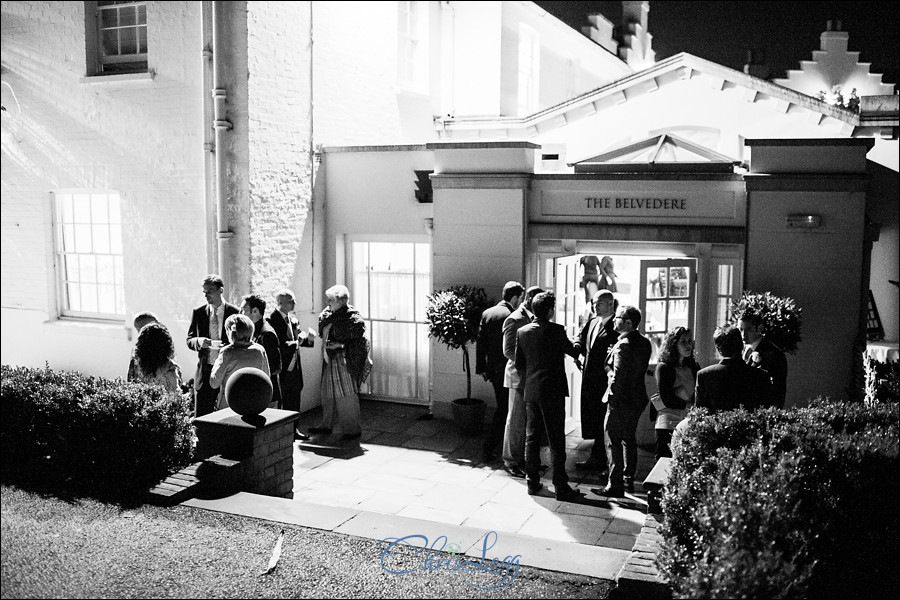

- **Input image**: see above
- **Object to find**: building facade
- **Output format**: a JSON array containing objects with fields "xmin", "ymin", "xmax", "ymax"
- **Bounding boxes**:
[{"xmin": 2, "ymin": 2, "xmax": 897, "ymax": 430}]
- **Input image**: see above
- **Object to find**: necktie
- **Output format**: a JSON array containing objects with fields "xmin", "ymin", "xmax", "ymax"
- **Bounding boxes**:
[
  {"xmin": 285, "ymin": 314, "xmax": 294, "ymax": 341},
  {"xmin": 743, "ymin": 345, "xmax": 752, "ymax": 363},
  {"xmin": 210, "ymin": 307, "xmax": 218, "ymax": 340}
]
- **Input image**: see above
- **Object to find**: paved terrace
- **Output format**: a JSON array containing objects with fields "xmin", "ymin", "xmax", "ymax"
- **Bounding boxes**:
[{"xmin": 186, "ymin": 399, "xmax": 658, "ymax": 580}]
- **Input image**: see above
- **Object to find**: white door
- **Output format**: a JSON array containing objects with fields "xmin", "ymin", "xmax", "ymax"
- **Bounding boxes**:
[
  {"xmin": 552, "ymin": 255, "xmax": 583, "ymax": 431},
  {"xmin": 638, "ymin": 258, "xmax": 697, "ymax": 363},
  {"xmin": 350, "ymin": 241, "xmax": 431, "ymax": 405}
]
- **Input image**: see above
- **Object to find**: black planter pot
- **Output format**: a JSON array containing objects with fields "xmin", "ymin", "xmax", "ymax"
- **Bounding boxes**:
[{"xmin": 451, "ymin": 397, "xmax": 486, "ymax": 437}]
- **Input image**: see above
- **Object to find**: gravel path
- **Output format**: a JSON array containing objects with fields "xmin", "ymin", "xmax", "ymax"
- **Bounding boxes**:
[{"xmin": 1, "ymin": 486, "xmax": 613, "ymax": 599}]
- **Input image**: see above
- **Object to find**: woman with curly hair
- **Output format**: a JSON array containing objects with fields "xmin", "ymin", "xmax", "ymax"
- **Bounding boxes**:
[
  {"xmin": 308, "ymin": 284, "xmax": 372, "ymax": 441},
  {"xmin": 133, "ymin": 322, "xmax": 184, "ymax": 393},
  {"xmin": 652, "ymin": 327, "xmax": 700, "ymax": 460}
]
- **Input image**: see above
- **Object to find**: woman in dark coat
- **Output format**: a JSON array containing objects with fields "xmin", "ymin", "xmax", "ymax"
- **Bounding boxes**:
[
  {"xmin": 309, "ymin": 284, "xmax": 371, "ymax": 440},
  {"xmin": 652, "ymin": 327, "xmax": 700, "ymax": 460}
]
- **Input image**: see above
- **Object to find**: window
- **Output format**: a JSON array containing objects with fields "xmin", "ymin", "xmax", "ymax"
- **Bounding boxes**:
[
  {"xmin": 397, "ymin": 1, "xmax": 428, "ymax": 92},
  {"xmin": 639, "ymin": 259, "xmax": 696, "ymax": 363},
  {"xmin": 85, "ymin": 1, "xmax": 148, "ymax": 75},
  {"xmin": 517, "ymin": 24, "xmax": 540, "ymax": 115},
  {"xmin": 351, "ymin": 241, "xmax": 431, "ymax": 404},
  {"xmin": 53, "ymin": 191, "xmax": 125, "ymax": 320}
]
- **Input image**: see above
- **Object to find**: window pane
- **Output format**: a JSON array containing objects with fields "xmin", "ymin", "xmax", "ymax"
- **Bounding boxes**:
[
  {"xmin": 73, "ymin": 194, "xmax": 91, "ymax": 222},
  {"xmin": 67, "ymin": 283, "xmax": 81, "ymax": 311},
  {"xmin": 80, "ymin": 255, "xmax": 97, "ymax": 283},
  {"xmin": 368, "ymin": 321, "xmax": 416, "ymax": 399},
  {"xmin": 648, "ymin": 332, "xmax": 665, "ymax": 365},
  {"xmin": 101, "ymin": 29, "xmax": 119, "ymax": 56},
  {"xmin": 717, "ymin": 298, "xmax": 731, "ymax": 327},
  {"xmin": 100, "ymin": 9, "xmax": 117, "ymax": 29},
  {"xmin": 417, "ymin": 323, "xmax": 429, "ymax": 399},
  {"xmin": 137, "ymin": 5, "xmax": 146, "ymax": 24},
  {"xmin": 120, "ymin": 6, "xmax": 136, "ymax": 27},
  {"xmin": 63, "ymin": 255, "xmax": 78, "ymax": 282},
  {"xmin": 60, "ymin": 195, "xmax": 74, "ymax": 223},
  {"xmin": 116, "ymin": 286, "xmax": 126, "ymax": 315},
  {"xmin": 114, "ymin": 256, "xmax": 124, "ymax": 285},
  {"xmin": 120, "ymin": 26, "xmax": 137, "ymax": 55},
  {"xmin": 668, "ymin": 299, "xmax": 690, "ymax": 330},
  {"xmin": 91, "ymin": 195, "xmax": 108, "ymax": 223},
  {"xmin": 717, "ymin": 264, "xmax": 733, "ymax": 296},
  {"xmin": 81, "ymin": 284, "xmax": 99, "ymax": 313},
  {"xmin": 368, "ymin": 243, "xmax": 414, "ymax": 320},
  {"xmin": 108, "ymin": 194, "xmax": 121, "ymax": 224},
  {"xmin": 74, "ymin": 224, "xmax": 92, "ymax": 253},
  {"xmin": 97, "ymin": 284, "xmax": 116, "ymax": 314},
  {"xmin": 96, "ymin": 255, "xmax": 115, "ymax": 284},
  {"xmin": 644, "ymin": 300, "xmax": 668, "ymax": 333},
  {"xmin": 668, "ymin": 267, "xmax": 690, "ymax": 298},
  {"xmin": 92, "ymin": 224, "xmax": 110, "ymax": 254},
  {"xmin": 62, "ymin": 224, "xmax": 75, "ymax": 252},
  {"xmin": 352, "ymin": 242, "xmax": 369, "ymax": 317},
  {"xmin": 138, "ymin": 26, "xmax": 147, "ymax": 54},
  {"xmin": 109, "ymin": 225, "xmax": 122, "ymax": 254},
  {"xmin": 646, "ymin": 267, "xmax": 667, "ymax": 298}
]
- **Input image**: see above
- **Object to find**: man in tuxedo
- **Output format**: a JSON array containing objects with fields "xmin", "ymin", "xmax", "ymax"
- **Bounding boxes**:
[
  {"xmin": 268, "ymin": 289, "xmax": 314, "ymax": 435},
  {"xmin": 593, "ymin": 305, "xmax": 651, "ymax": 498},
  {"xmin": 186, "ymin": 274, "xmax": 239, "ymax": 417},
  {"xmin": 500, "ymin": 285, "xmax": 543, "ymax": 478},
  {"xmin": 515, "ymin": 292, "xmax": 584, "ymax": 502},
  {"xmin": 240, "ymin": 294, "xmax": 282, "ymax": 409},
  {"xmin": 739, "ymin": 310, "xmax": 788, "ymax": 408},
  {"xmin": 572, "ymin": 289, "xmax": 618, "ymax": 473},
  {"xmin": 697, "ymin": 325, "xmax": 774, "ymax": 413},
  {"xmin": 476, "ymin": 281, "xmax": 524, "ymax": 464}
]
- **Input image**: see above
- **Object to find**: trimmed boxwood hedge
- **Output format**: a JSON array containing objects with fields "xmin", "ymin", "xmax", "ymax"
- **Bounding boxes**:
[
  {"xmin": 1, "ymin": 365, "xmax": 194, "ymax": 503},
  {"xmin": 658, "ymin": 399, "xmax": 899, "ymax": 599}
]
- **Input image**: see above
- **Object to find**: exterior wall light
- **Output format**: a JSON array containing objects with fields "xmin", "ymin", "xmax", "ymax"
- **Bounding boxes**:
[{"xmin": 786, "ymin": 214, "xmax": 822, "ymax": 229}]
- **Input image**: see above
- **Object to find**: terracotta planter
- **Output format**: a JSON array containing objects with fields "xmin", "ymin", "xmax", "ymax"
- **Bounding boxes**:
[{"xmin": 451, "ymin": 397, "xmax": 486, "ymax": 437}]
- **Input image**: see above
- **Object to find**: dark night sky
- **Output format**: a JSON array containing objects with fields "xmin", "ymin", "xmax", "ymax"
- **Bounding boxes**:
[{"xmin": 534, "ymin": 1, "xmax": 898, "ymax": 90}]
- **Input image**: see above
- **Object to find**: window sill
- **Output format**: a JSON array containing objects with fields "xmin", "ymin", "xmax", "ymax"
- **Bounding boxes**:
[
  {"xmin": 44, "ymin": 317, "xmax": 130, "ymax": 340},
  {"xmin": 80, "ymin": 71, "xmax": 155, "ymax": 85}
]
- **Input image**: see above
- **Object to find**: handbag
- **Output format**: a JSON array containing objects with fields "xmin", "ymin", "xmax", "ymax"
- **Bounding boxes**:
[{"xmin": 650, "ymin": 392, "xmax": 665, "ymax": 411}]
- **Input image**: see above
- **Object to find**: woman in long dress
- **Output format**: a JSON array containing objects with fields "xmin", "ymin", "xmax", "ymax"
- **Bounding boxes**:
[{"xmin": 309, "ymin": 285, "xmax": 372, "ymax": 440}]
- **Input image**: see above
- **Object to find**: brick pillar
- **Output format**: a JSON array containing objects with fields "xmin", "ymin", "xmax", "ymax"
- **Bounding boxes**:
[{"xmin": 193, "ymin": 408, "xmax": 299, "ymax": 498}]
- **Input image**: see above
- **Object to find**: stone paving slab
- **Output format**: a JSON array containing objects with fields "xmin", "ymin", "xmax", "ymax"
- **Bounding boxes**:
[{"xmin": 184, "ymin": 492, "xmax": 358, "ymax": 531}]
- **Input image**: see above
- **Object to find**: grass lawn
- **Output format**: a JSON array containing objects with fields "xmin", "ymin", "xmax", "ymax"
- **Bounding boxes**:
[{"xmin": 1, "ymin": 485, "xmax": 615, "ymax": 599}]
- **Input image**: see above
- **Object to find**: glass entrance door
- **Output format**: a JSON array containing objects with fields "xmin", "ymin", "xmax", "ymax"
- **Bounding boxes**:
[
  {"xmin": 351, "ymin": 241, "xmax": 431, "ymax": 404},
  {"xmin": 638, "ymin": 259, "xmax": 697, "ymax": 362}
]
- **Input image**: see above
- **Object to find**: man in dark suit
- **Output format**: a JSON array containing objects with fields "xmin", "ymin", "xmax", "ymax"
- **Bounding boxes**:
[
  {"xmin": 697, "ymin": 325, "xmax": 774, "ymax": 413},
  {"xmin": 515, "ymin": 292, "xmax": 584, "ymax": 502},
  {"xmin": 501, "ymin": 285, "xmax": 543, "ymax": 477},
  {"xmin": 593, "ymin": 305, "xmax": 652, "ymax": 498},
  {"xmin": 476, "ymin": 281, "xmax": 524, "ymax": 463},
  {"xmin": 572, "ymin": 289, "xmax": 618, "ymax": 473},
  {"xmin": 240, "ymin": 294, "xmax": 282, "ymax": 409},
  {"xmin": 739, "ymin": 310, "xmax": 788, "ymax": 408},
  {"xmin": 186, "ymin": 274, "xmax": 239, "ymax": 417},
  {"xmin": 267, "ymin": 289, "xmax": 314, "ymax": 431}
]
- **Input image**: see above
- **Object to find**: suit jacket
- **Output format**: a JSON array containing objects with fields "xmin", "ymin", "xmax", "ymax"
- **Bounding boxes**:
[
  {"xmin": 604, "ymin": 330, "xmax": 652, "ymax": 412},
  {"xmin": 267, "ymin": 310, "xmax": 312, "ymax": 389},
  {"xmin": 253, "ymin": 318, "xmax": 281, "ymax": 377},
  {"xmin": 186, "ymin": 301, "xmax": 239, "ymax": 389},
  {"xmin": 515, "ymin": 319, "xmax": 579, "ymax": 405},
  {"xmin": 573, "ymin": 314, "xmax": 617, "ymax": 438},
  {"xmin": 696, "ymin": 357, "xmax": 773, "ymax": 413},
  {"xmin": 476, "ymin": 301, "xmax": 514, "ymax": 383},
  {"xmin": 502, "ymin": 306, "xmax": 533, "ymax": 389},
  {"xmin": 746, "ymin": 337, "xmax": 787, "ymax": 408}
]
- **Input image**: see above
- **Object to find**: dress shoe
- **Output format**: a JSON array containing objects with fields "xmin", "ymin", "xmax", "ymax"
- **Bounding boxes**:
[
  {"xmin": 556, "ymin": 486, "xmax": 586, "ymax": 502},
  {"xmin": 341, "ymin": 431, "xmax": 362, "ymax": 441},
  {"xmin": 625, "ymin": 481, "xmax": 635, "ymax": 494},
  {"xmin": 575, "ymin": 460, "xmax": 607, "ymax": 471},
  {"xmin": 308, "ymin": 426, "xmax": 332, "ymax": 434},
  {"xmin": 294, "ymin": 429, "xmax": 310, "ymax": 441},
  {"xmin": 502, "ymin": 464, "xmax": 526, "ymax": 479},
  {"xmin": 591, "ymin": 485, "xmax": 625, "ymax": 498},
  {"xmin": 526, "ymin": 481, "xmax": 543, "ymax": 495}
]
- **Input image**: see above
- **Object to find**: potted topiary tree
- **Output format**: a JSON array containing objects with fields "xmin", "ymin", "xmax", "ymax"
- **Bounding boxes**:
[
  {"xmin": 727, "ymin": 290, "xmax": 803, "ymax": 353},
  {"xmin": 425, "ymin": 285, "xmax": 493, "ymax": 436}
]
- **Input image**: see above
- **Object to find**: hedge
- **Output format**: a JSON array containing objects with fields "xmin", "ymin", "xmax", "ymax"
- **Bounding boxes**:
[
  {"xmin": 1, "ymin": 365, "xmax": 194, "ymax": 503},
  {"xmin": 658, "ymin": 399, "xmax": 899, "ymax": 599}
]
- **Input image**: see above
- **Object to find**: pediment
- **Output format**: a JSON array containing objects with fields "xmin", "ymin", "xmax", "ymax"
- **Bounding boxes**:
[{"xmin": 571, "ymin": 133, "xmax": 737, "ymax": 173}]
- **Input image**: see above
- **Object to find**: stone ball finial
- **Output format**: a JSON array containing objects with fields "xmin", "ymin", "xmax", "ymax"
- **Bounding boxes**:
[{"xmin": 225, "ymin": 367, "xmax": 272, "ymax": 416}]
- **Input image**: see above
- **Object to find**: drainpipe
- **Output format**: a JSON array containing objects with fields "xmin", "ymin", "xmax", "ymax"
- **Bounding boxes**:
[
  {"xmin": 200, "ymin": 2, "xmax": 216, "ymax": 273},
  {"xmin": 211, "ymin": 1, "xmax": 233, "ymax": 282}
]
